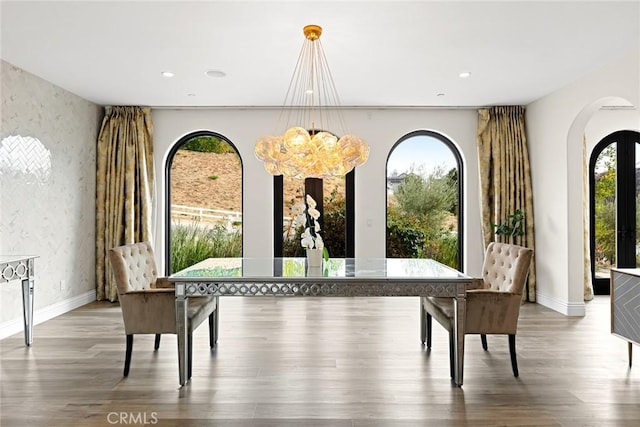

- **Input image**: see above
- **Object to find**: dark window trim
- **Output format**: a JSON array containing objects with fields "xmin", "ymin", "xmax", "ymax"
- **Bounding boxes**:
[
  {"xmin": 385, "ymin": 130, "xmax": 465, "ymax": 271},
  {"xmin": 274, "ymin": 171, "xmax": 355, "ymax": 257},
  {"xmin": 164, "ymin": 130, "xmax": 243, "ymax": 275},
  {"xmin": 274, "ymin": 176, "xmax": 284, "ymax": 256}
]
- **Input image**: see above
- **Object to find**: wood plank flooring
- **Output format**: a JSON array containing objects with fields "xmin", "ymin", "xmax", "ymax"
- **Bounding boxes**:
[{"xmin": 1, "ymin": 296, "xmax": 638, "ymax": 426}]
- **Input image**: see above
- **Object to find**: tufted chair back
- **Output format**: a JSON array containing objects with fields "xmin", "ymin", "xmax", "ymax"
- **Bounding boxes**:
[
  {"xmin": 482, "ymin": 242, "xmax": 533, "ymax": 294},
  {"xmin": 109, "ymin": 242, "xmax": 159, "ymax": 294}
]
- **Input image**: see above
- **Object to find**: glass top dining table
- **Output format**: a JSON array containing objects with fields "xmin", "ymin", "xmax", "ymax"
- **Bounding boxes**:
[{"xmin": 170, "ymin": 257, "xmax": 480, "ymax": 387}]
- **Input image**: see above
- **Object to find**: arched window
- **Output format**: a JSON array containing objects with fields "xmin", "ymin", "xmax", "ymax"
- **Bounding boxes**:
[
  {"xmin": 165, "ymin": 131, "xmax": 243, "ymax": 273},
  {"xmin": 386, "ymin": 130, "xmax": 463, "ymax": 269}
]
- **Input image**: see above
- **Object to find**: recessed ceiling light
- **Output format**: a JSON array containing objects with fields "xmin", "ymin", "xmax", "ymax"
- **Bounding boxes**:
[
  {"xmin": 161, "ymin": 71, "xmax": 175, "ymax": 78},
  {"xmin": 205, "ymin": 70, "xmax": 226, "ymax": 78},
  {"xmin": 459, "ymin": 71, "xmax": 471, "ymax": 78}
]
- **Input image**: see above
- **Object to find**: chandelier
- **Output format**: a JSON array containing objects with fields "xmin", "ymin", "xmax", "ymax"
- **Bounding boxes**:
[{"xmin": 254, "ymin": 25, "xmax": 369, "ymax": 179}]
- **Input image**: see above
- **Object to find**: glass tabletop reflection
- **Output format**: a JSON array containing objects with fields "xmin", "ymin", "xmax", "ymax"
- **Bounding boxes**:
[{"xmin": 170, "ymin": 257, "xmax": 468, "ymax": 281}]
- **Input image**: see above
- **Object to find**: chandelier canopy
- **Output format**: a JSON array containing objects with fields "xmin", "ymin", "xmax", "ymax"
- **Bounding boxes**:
[{"xmin": 255, "ymin": 25, "xmax": 369, "ymax": 179}]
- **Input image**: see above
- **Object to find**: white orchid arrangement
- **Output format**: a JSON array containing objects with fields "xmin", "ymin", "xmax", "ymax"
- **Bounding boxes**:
[{"xmin": 291, "ymin": 194, "xmax": 325, "ymax": 250}]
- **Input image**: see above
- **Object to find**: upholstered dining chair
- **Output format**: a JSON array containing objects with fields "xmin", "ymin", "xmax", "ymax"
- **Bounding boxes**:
[
  {"xmin": 109, "ymin": 242, "xmax": 218, "ymax": 378},
  {"xmin": 421, "ymin": 242, "xmax": 533, "ymax": 377}
]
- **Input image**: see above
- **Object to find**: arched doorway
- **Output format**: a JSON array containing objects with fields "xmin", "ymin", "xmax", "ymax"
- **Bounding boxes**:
[
  {"xmin": 589, "ymin": 130, "xmax": 640, "ymax": 294},
  {"xmin": 565, "ymin": 96, "xmax": 637, "ymax": 313}
]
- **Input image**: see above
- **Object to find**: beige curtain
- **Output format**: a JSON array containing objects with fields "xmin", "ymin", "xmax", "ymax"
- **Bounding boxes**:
[
  {"xmin": 582, "ymin": 134, "xmax": 595, "ymax": 301},
  {"xmin": 96, "ymin": 106, "xmax": 155, "ymax": 301},
  {"xmin": 477, "ymin": 106, "xmax": 536, "ymax": 301}
]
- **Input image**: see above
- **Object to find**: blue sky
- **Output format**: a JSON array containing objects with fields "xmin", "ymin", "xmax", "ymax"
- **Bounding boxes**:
[{"xmin": 386, "ymin": 134, "xmax": 457, "ymax": 177}]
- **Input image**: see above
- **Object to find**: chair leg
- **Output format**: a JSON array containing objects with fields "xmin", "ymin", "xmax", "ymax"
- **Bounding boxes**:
[
  {"xmin": 124, "ymin": 334, "xmax": 133, "ymax": 377},
  {"xmin": 426, "ymin": 314, "xmax": 433, "ymax": 349},
  {"xmin": 154, "ymin": 334, "xmax": 161, "ymax": 350},
  {"xmin": 481, "ymin": 334, "xmax": 488, "ymax": 351},
  {"xmin": 188, "ymin": 333, "xmax": 193, "ymax": 379},
  {"xmin": 629, "ymin": 342, "xmax": 633, "ymax": 368},
  {"xmin": 508, "ymin": 334, "xmax": 519, "ymax": 377},
  {"xmin": 448, "ymin": 331, "xmax": 454, "ymax": 379}
]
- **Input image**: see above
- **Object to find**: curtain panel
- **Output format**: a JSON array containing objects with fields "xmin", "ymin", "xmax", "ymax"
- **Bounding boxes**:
[
  {"xmin": 582, "ymin": 134, "xmax": 595, "ymax": 301},
  {"xmin": 96, "ymin": 106, "xmax": 155, "ymax": 301},
  {"xmin": 477, "ymin": 106, "xmax": 537, "ymax": 301}
]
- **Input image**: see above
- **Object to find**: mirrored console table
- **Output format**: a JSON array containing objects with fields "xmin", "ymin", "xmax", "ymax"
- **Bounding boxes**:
[{"xmin": 1, "ymin": 255, "xmax": 38, "ymax": 346}]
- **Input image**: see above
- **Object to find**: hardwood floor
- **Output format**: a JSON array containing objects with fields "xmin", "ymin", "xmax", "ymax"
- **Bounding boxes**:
[{"xmin": 1, "ymin": 296, "xmax": 638, "ymax": 426}]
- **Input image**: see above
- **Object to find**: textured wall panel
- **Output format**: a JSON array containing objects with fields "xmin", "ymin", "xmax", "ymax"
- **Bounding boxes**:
[
  {"xmin": 612, "ymin": 270, "xmax": 640, "ymax": 345},
  {"xmin": 1, "ymin": 60, "xmax": 102, "ymax": 323}
]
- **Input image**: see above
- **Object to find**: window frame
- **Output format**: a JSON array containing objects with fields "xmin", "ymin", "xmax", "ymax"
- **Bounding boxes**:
[
  {"xmin": 164, "ymin": 130, "xmax": 243, "ymax": 274},
  {"xmin": 274, "ymin": 172, "xmax": 355, "ymax": 258},
  {"xmin": 385, "ymin": 130, "xmax": 464, "ymax": 270},
  {"xmin": 589, "ymin": 130, "xmax": 640, "ymax": 295}
]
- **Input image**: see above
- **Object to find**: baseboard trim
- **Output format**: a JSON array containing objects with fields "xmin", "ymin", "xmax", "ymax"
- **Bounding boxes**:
[
  {"xmin": 536, "ymin": 292, "xmax": 586, "ymax": 316},
  {"xmin": 0, "ymin": 290, "xmax": 96, "ymax": 341}
]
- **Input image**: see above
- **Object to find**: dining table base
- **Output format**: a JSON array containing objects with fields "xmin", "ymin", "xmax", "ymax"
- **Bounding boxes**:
[{"xmin": 174, "ymin": 282, "xmax": 470, "ymax": 387}]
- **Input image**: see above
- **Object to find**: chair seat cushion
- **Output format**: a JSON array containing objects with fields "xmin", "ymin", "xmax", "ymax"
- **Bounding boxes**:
[
  {"xmin": 422, "ymin": 296, "xmax": 454, "ymax": 331},
  {"xmin": 187, "ymin": 296, "xmax": 217, "ymax": 333}
]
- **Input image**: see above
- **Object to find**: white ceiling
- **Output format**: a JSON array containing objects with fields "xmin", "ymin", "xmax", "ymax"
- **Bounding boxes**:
[{"xmin": 1, "ymin": 1, "xmax": 638, "ymax": 108}]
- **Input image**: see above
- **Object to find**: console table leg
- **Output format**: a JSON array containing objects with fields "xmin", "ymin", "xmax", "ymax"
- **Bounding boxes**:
[{"xmin": 21, "ymin": 276, "xmax": 34, "ymax": 346}]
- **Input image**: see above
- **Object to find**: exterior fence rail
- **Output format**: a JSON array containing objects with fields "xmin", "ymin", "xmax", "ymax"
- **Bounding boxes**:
[
  {"xmin": 171, "ymin": 205, "xmax": 241, "ymax": 229},
  {"xmin": 171, "ymin": 204, "xmax": 293, "ymax": 230}
]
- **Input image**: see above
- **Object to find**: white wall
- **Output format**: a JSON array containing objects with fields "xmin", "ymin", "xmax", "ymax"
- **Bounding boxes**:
[
  {"xmin": 585, "ymin": 110, "xmax": 640, "ymax": 150},
  {"xmin": 0, "ymin": 61, "xmax": 102, "ymax": 338},
  {"xmin": 527, "ymin": 52, "xmax": 640, "ymax": 315},
  {"xmin": 151, "ymin": 108, "xmax": 484, "ymax": 276}
]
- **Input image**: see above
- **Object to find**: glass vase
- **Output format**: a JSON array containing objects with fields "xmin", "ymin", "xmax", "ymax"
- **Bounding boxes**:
[{"xmin": 306, "ymin": 248, "xmax": 323, "ymax": 268}]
